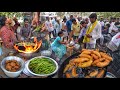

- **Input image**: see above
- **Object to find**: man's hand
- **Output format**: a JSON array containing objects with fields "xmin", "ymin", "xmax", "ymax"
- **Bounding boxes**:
[{"xmin": 86, "ymin": 34, "xmax": 92, "ymax": 38}]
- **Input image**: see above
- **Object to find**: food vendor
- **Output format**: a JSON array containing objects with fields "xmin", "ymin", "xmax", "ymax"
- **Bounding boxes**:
[
  {"xmin": 51, "ymin": 31, "xmax": 67, "ymax": 63},
  {"xmin": 83, "ymin": 13, "xmax": 101, "ymax": 49},
  {"xmin": 20, "ymin": 18, "xmax": 32, "ymax": 42},
  {"xmin": 0, "ymin": 18, "xmax": 18, "ymax": 55}
]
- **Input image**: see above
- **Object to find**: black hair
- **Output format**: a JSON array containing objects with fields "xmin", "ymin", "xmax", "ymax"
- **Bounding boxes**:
[
  {"xmin": 46, "ymin": 17, "xmax": 49, "ymax": 19},
  {"xmin": 80, "ymin": 20, "xmax": 86, "ymax": 24},
  {"xmin": 63, "ymin": 16, "xmax": 66, "ymax": 19},
  {"xmin": 110, "ymin": 17, "xmax": 113, "ymax": 20},
  {"xmin": 58, "ymin": 31, "xmax": 63, "ymax": 36},
  {"xmin": 106, "ymin": 23, "xmax": 110, "ymax": 28},
  {"xmin": 72, "ymin": 18, "xmax": 76, "ymax": 22},
  {"xmin": 0, "ymin": 16, "xmax": 6, "ymax": 27},
  {"xmin": 18, "ymin": 23, "xmax": 20, "ymax": 26},
  {"xmin": 113, "ymin": 18, "xmax": 116, "ymax": 20},
  {"xmin": 70, "ymin": 15, "xmax": 73, "ymax": 17},
  {"xmin": 63, "ymin": 18, "xmax": 67, "ymax": 21},
  {"xmin": 115, "ymin": 22, "xmax": 120, "ymax": 26},
  {"xmin": 24, "ymin": 18, "xmax": 29, "ymax": 22},
  {"xmin": 89, "ymin": 13, "xmax": 97, "ymax": 19},
  {"xmin": 116, "ymin": 18, "xmax": 120, "ymax": 20}
]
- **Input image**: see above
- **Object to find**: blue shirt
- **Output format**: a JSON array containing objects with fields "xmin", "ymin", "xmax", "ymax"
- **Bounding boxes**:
[
  {"xmin": 66, "ymin": 20, "xmax": 72, "ymax": 32},
  {"xmin": 51, "ymin": 36, "xmax": 61, "ymax": 47}
]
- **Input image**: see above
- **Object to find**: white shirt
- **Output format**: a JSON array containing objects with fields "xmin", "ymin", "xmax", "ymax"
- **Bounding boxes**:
[
  {"xmin": 62, "ymin": 22, "xmax": 68, "ymax": 37},
  {"xmin": 111, "ymin": 32, "xmax": 120, "ymax": 47},
  {"xmin": 88, "ymin": 21, "xmax": 101, "ymax": 44},
  {"xmin": 17, "ymin": 26, "xmax": 21, "ymax": 34},
  {"xmin": 99, "ymin": 21, "xmax": 104, "ymax": 26},
  {"xmin": 109, "ymin": 22, "xmax": 118, "ymax": 33},
  {"xmin": 54, "ymin": 22, "xmax": 61, "ymax": 34},
  {"xmin": 105, "ymin": 22, "xmax": 110, "ymax": 26},
  {"xmin": 62, "ymin": 22, "xmax": 67, "ymax": 30},
  {"xmin": 45, "ymin": 20, "xmax": 54, "ymax": 32},
  {"xmin": 52, "ymin": 18, "xmax": 56, "ymax": 26}
]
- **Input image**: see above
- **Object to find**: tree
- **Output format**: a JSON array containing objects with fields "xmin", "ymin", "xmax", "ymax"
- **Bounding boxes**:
[
  {"xmin": 96, "ymin": 12, "xmax": 120, "ymax": 19},
  {"xmin": 56, "ymin": 12, "xmax": 65, "ymax": 18},
  {"xmin": 0, "ymin": 12, "xmax": 24, "ymax": 18}
]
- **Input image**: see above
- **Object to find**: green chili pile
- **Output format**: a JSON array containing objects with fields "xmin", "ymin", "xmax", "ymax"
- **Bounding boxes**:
[{"xmin": 29, "ymin": 58, "xmax": 56, "ymax": 74}]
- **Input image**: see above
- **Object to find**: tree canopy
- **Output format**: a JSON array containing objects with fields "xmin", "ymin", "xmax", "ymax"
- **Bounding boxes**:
[{"xmin": 0, "ymin": 12, "xmax": 23, "ymax": 18}]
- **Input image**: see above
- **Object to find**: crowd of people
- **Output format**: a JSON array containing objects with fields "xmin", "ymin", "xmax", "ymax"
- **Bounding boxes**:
[{"xmin": 0, "ymin": 13, "xmax": 120, "ymax": 64}]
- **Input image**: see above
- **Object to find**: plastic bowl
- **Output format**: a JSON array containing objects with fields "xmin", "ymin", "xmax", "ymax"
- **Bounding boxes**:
[{"xmin": 1, "ymin": 56, "xmax": 25, "ymax": 78}]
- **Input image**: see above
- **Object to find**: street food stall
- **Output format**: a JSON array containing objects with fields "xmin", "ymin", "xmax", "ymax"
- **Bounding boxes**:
[{"xmin": 0, "ymin": 12, "xmax": 119, "ymax": 78}]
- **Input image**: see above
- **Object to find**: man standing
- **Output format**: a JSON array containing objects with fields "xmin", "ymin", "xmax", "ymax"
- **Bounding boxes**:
[
  {"xmin": 66, "ymin": 15, "xmax": 73, "ymax": 35},
  {"xmin": 54, "ymin": 19, "xmax": 61, "ymax": 36},
  {"xmin": 115, "ymin": 18, "xmax": 120, "ymax": 26},
  {"xmin": 45, "ymin": 17, "xmax": 54, "ymax": 38},
  {"xmin": 83, "ymin": 13, "xmax": 101, "ymax": 49},
  {"xmin": 99, "ymin": 17, "xmax": 105, "ymax": 31},
  {"xmin": 99, "ymin": 17, "xmax": 105, "ymax": 46},
  {"xmin": 109, "ymin": 17, "xmax": 118, "ymax": 35},
  {"xmin": 61, "ymin": 18, "xmax": 68, "ymax": 41},
  {"xmin": 85, "ymin": 18, "xmax": 89, "ymax": 24},
  {"xmin": 77, "ymin": 20, "xmax": 88, "ymax": 48},
  {"xmin": 77, "ymin": 17, "xmax": 82, "ymax": 23},
  {"xmin": 51, "ymin": 17, "xmax": 57, "ymax": 37},
  {"xmin": 100, "ymin": 23, "xmax": 110, "ymax": 46},
  {"xmin": 70, "ymin": 18, "xmax": 81, "ymax": 41}
]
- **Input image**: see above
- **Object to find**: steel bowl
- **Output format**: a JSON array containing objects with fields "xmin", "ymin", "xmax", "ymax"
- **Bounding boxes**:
[
  {"xmin": 69, "ymin": 41, "xmax": 75, "ymax": 46},
  {"xmin": 26, "ymin": 56, "xmax": 58, "ymax": 77},
  {"xmin": 1, "ymin": 56, "xmax": 25, "ymax": 78},
  {"xmin": 74, "ymin": 44, "xmax": 80, "ymax": 50}
]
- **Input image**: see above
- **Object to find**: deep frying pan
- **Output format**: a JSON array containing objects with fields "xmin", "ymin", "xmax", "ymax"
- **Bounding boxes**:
[{"xmin": 58, "ymin": 52, "xmax": 109, "ymax": 78}]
